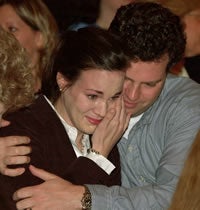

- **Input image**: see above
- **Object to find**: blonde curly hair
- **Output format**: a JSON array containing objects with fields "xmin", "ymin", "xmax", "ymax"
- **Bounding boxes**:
[{"xmin": 0, "ymin": 27, "xmax": 34, "ymax": 113}]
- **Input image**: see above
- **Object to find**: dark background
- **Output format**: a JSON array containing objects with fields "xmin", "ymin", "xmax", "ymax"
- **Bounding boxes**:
[{"xmin": 44, "ymin": 0, "xmax": 99, "ymax": 32}]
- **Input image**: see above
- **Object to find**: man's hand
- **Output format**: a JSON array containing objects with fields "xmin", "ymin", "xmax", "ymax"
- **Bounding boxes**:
[
  {"xmin": 0, "ymin": 136, "xmax": 31, "ymax": 176},
  {"xmin": 13, "ymin": 165, "xmax": 85, "ymax": 210}
]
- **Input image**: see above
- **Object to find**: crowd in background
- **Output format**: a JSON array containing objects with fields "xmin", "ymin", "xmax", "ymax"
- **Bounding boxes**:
[{"xmin": 44, "ymin": 0, "xmax": 200, "ymax": 84}]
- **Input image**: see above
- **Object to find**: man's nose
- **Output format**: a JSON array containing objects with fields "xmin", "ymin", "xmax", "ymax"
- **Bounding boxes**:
[{"xmin": 125, "ymin": 84, "xmax": 140, "ymax": 100}]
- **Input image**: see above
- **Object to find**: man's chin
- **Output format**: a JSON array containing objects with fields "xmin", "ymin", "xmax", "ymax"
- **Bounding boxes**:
[
  {"xmin": 125, "ymin": 107, "xmax": 138, "ymax": 116},
  {"xmin": 127, "ymin": 108, "xmax": 145, "ymax": 117}
]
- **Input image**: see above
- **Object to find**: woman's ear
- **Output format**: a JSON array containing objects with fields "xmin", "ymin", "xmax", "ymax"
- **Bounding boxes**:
[
  {"xmin": 35, "ymin": 31, "xmax": 44, "ymax": 49},
  {"xmin": 56, "ymin": 72, "xmax": 68, "ymax": 91}
]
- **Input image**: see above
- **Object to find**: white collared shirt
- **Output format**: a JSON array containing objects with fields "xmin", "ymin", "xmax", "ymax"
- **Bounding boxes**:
[{"xmin": 123, "ymin": 114, "xmax": 143, "ymax": 139}]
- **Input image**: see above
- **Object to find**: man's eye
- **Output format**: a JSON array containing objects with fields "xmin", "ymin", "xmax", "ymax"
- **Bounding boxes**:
[{"xmin": 145, "ymin": 83, "xmax": 156, "ymax": 87}]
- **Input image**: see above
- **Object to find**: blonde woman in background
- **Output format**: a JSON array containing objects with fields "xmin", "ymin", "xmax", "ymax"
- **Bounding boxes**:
[
  {"xmin": 0, "ymin": 26, "xmax": 34, "ymax": 176},
  {"xmin": 0, "ymin": 0, "xmax": 59, "ymax": 92},
  {"xmin": 0, "ymin": 27, "xmax": 34, "ymax": 115},
  {"xmin": 0, "ymin": 0, "xmax": 58, "ymax": 177}
]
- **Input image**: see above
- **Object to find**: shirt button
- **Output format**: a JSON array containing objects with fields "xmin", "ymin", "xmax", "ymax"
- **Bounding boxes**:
[
  {"xmin": 128, "ymin": 146, "xmax": 133, "ymax": 152},
  {"xmin": 139, "ymin": 175, "xmax": 146, "ymax": 182}
]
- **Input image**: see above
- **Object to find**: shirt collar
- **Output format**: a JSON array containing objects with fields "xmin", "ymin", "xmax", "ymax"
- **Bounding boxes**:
[
  {"xmin": 44, "ymin": 95, "xmax": 90, "ymax": 156},
  {"xmin": 123, "ymin": 113, "xmax": 143, "ymax": 139}
]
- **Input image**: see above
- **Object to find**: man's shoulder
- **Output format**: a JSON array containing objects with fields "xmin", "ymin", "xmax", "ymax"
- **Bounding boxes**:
[
  {"xmin": 142, "ymin": 75, "xmax": 200, "ymax": 123},
  {"xmin": 162, "ymin": 75, "xmax": 200, "ymax": 102}
]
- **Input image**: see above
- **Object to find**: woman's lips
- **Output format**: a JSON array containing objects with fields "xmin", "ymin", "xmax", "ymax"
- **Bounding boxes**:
[{"xmin": 86, "ymin": 116, "xmax": 102, "ymax": 125}]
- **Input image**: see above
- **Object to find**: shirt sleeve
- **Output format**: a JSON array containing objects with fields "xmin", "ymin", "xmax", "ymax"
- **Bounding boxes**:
[
  {"xmin": 65, "ymin": 144, "xmax": 121, "ymax": 186},
  {"xmin": 86, "ymin": 152, "xmax": 115, "ymax": 175}
]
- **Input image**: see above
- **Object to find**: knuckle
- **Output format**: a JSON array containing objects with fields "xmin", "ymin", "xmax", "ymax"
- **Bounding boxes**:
[
  {"xmin": 1, "ymin": 167, "xmax": 6, "ymax": 175},
  {"xmin": 5, "ymin": 156, "xmax": 13, "ymax": 164},
  {"xmin": 14, "ymin": 147, "xmax": 20, "ymax": 155}
]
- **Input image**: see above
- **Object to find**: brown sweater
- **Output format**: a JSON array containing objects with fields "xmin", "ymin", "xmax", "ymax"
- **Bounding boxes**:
[{"xmin": 0, "ymin": 95, "xmax": 121, "ymax": 210}]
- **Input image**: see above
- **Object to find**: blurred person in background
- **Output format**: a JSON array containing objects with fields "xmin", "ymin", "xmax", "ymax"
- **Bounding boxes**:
[
  {"xmin": 168, "ymin": 130, "xmax": 200, "ymax": 210},
  {"xmin": 0, "ymin": 0, "xmax": 59, "ymax": 177},
  {"xmin": 69, "ymin": 0, "xmax": 134, "ymax": 30},
  {"xmin": 44, "ymin": 0, "xmax": 98, "ymax": 32},
  {"xmin": 0, "ymin": 0, "xmax": 59, "ymax": 92},
  {"xmin": 0, "ymin": 26, "xmax": 34, "ymax": 176},
  {"xmin": 0, "ymin": 26, "xmax": 34, "ymax": 117}
]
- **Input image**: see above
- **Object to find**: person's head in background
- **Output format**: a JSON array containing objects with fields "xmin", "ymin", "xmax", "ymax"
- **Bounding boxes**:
[
  {"xmin": 135, "ymin": 0, "xmax": 200, "ymax": 58},
  {"xmin": 96, "ymin": 0, "xmax": 135, "ymax": 29},
  {"xmin": 109, "ymin": 2, "xmax": 186, "ymax": 116},
  {"xmin": 68, "ymin": 0, "xmax": 135, "ymax": 31},
  {"xmin": 0, "ymin": 0, "xmax": 59, "ymax": 92},
  {"xmin": 0, "ymin": 27, "xmax": 34, "ymax": 123},
  {"xmin": 42, "ymin": 27, "xmax": 130, "ymax": 135}
]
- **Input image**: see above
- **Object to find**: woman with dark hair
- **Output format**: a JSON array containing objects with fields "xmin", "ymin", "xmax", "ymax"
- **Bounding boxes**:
[{"xmin": 0, "ymin": 27, "xmax": 131, "ymax": 210}]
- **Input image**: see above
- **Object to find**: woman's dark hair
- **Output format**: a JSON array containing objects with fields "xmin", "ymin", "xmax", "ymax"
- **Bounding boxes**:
[{"xmin": 42, "ymin": 27, "xmax": 130, "ymax": 102}]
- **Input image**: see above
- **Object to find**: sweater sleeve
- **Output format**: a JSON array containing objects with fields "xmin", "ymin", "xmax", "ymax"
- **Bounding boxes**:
[{"xmin": 63, "ymin": 145, "xmax": 121, "ymax": 186}]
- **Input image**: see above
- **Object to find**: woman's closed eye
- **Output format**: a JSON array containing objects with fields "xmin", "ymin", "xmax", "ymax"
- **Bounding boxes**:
[{"xmin": 110, "ymin": 94, "xmax": 121, "ymax": 101}]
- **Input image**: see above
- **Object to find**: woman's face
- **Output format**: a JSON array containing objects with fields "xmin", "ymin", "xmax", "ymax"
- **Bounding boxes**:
[
  {"xmin": 55, "ymin": 69, "xmax": 125, "ymax": 135},
  {"xmin": 183, "ymin": 8, "xmax": 200, "ymax": 57},
  {"xmin": 0, "ymin": 4, "xmax": 43, "ymax": 72}
]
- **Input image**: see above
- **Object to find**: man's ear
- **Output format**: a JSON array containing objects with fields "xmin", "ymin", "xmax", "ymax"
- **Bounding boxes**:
[{"xmin": 56, "ymin": 72, "xmax": 68, "ymax": 91}]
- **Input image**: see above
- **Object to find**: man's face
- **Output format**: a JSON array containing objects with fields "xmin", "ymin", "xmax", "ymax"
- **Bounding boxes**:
[{"xmin": 123, "ymin": 57, "xmax": 168, "ymax": 116}]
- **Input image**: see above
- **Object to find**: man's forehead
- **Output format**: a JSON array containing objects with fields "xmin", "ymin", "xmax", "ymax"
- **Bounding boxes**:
[{"xmin": 125, "ymin": 60, "xmax": 167, "ymax": 82}]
